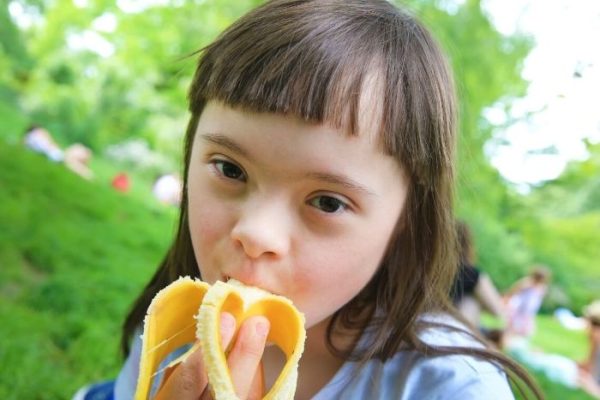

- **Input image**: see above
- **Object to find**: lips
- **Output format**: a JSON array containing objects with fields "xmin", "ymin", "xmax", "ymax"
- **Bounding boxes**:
[
  {"xmin": 223, "ymin": 273, "xmax": 261, "ymax": 289},
  {"xmin": 221, "ymin": 273, "xmax": 281, "ymax": 296}
]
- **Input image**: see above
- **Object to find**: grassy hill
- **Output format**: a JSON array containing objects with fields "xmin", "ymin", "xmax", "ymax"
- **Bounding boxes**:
[
  {"xmin": 0, "ymin": 142, "xmax": 595, "ymax": 399},
  {"xmin": 0, "ymin": 143, "xmax": 177, "ymax": 398}
]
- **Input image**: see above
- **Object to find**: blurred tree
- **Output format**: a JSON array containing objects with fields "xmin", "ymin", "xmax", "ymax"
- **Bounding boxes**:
[
  {"xmin": 527, "ymin": 140, "xmax": 600, "ymax": 216},
  {"xmin": 513, "ymin": 141, "xmax": 600, "ymax": 309},
  {"xmin": 1, "ymin": 0, "xmax": 597, "ymax": 309},
  {"xmin": 407, "ymin": 0, "xmax": 535, "ymax": 286},
  {"xmin": 0, "ymin": 1, "xmax": 34, "ymax": 138},
  {"xmin": 6, "ymin": 0, "xmax": 267, "ymax": 156},
  {"xmin": 0, "ymin": 2, "xmax": 33, "ymax": 78}
]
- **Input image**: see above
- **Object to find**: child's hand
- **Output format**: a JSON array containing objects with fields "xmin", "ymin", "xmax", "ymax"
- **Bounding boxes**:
[{"xmin": 156, "ymin": 312, "xmax": 270, "ymax": 400}]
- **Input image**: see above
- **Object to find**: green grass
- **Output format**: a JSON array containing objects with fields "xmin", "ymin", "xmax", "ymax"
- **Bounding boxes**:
[
  {"xmin": 482, "ymin": 313, "xmax": 589, "ymax": 361},
  {"xmin": 515, "ymin": 368, "xmax": 595, "ymax": 400},
  {"xmin": 0, "ymin": 142, "xmax": 177, "ymax": 398},
  {"xmin": 521, "ymin": 315, "xmax": 594, "ymax": 399},
  {"xmin": 530, "ymin": 315, "xmax": 588, "ymax": 361},
  {"xmin": 480, "ymin": 313, "xmax": 594, "ymax": 399},
  {"xmin": 0, "ymin": 86, "xmax": 28, "ymax": 144}
]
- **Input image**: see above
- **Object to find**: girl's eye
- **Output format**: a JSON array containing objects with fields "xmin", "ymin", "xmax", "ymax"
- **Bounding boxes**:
[
  {"xmin": 308, "ymin": 195, "xmax": 348, "ymax": 214},
  {"xmin": 213, "ymin": 159, "xmax": 246, "ymax": 182}
]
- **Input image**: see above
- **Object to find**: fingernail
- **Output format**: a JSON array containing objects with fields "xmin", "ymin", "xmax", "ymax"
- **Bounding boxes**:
[{"xmin": 255, "ymin": 319, "xmax": 269, "ymax": 338}]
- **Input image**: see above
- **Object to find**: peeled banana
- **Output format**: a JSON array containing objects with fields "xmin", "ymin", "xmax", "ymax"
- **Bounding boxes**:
[{"xmin": 134, "ymin": 277, "xmax": 306, "ymax": 400}]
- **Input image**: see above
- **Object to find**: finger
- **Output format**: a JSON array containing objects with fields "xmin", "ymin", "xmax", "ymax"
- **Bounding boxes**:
[
  {"xmin": 247, "ymin": 361, "xmax": 265, "ymax": 400},
  {"xmin": 160, "ymin": 364, "xmax": 177, "ymax": 390},
  {"xmin": 227, "ymin": 316, "xmax": 270, "ymax": 399},
  {"xmin": 157, "ymin": 313, "xmax": 236, "ymax": 400},
  {"xmin": 155, "ymin": 343, "xmax": 208, "ymax": 400}
]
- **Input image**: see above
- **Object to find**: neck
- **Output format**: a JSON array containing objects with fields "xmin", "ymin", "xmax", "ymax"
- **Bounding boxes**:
[{"xmin": 263, "ymin": 317, "xmax": 351, "ymax": 399}]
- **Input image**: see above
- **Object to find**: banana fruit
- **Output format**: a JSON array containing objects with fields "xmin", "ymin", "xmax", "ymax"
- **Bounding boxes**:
[{"xmin": 134, "ymin": 277, "xmax": 306, "ymax": 400}]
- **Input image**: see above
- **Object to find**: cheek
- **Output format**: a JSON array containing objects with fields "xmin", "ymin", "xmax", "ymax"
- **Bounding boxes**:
[
  {"xmin": 187, "ymin": 185, "xmax": 232, "ymax": 268},
  {"xmin": 189, "ymin": 209, "xmax": 218, "ymax": 255},
  {"xmin": 301, "ymin": 208, "xmax": 398, "ymax": 321},
  {"xmin": 293, "ymin": 237, "xmax": 386, "ymax": 325}
]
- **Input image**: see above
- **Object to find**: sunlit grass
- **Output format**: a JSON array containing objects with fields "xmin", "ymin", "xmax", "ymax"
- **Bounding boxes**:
[
  {"xmin": 530, "ymin": 314, "xmax": 588, "ymax": 361},
  {"xmin": 482, "ymin": 313, "xmax": 594, "ymax": 399},
  {"xmin": 0, "ymin": 143, "xmax": 177, "ymax": 398}
]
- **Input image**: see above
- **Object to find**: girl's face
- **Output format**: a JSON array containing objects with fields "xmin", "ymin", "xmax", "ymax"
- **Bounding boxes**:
[{"xmin": 187, "ymin": 101, "xmax": 407, "ymax": 329}]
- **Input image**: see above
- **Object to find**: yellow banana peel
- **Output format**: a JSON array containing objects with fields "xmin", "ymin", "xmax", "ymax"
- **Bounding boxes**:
[{"xmin": 134, "ymin": 277, "xmax": 306, "ymax": 400}]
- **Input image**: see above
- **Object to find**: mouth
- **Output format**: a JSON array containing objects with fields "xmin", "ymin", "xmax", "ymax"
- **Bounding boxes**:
[{"xmin": 219, "ymin": 274, "xmax": 278, "ymax": 295}]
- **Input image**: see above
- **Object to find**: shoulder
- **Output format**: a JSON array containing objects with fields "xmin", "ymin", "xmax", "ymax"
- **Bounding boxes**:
[
  {"xmin": 114, "ymin": 328, "xmax": 193, "ymax": 400},
  {"xmin": 404, "ymin": 315, "xmax": 514, "ymax": 399},
  {"xmin": 317, "ymin": 351, "xmax": 514, "ymax": 400},
  {"xmin": 397, "ymin": 347, "xmax": 515, "ymax": 399},
  {"xmin": 315, "ymin": 314, "xmax": 515, "ymax": 400},
  {"xmin": 114, "ymin": 331, "xmax": 142, "ymax": 400}
]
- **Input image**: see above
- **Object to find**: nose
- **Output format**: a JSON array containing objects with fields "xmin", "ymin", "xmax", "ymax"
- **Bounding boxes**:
[{"xmin": 230, "ymin": 199, "xmax": 291, "ymax": 259}]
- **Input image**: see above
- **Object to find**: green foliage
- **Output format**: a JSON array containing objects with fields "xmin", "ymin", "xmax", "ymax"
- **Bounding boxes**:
[
  {"xmin": 0, "ymin": 4, "xmax": 31, "ymax": 141},
  {"xmin": 410, "ymin": 0, "xmax": 600, "ymax": 312},
  {"xmin": 518, "ymin": 213, "xmax": 600, "ymax": 311},
  {"xmin": 0, "ymin": 3, "xmax": 33, "ymax": 75},
  {"xmin": 464, "ymin": 213, "xmax": 534, "ymax": 289},
  {"xmin": 0, "ymin": 88, "xmax": 28, "ymax": 143},
  {"xmin": 527, "ymin": 141, "xmax": 600, "ymax": 216},
  {"xmin": 2, "ymin": 0, "xmax": 265, "ymax": 155},
  {"xmin": 407, "ymin": 0, "xmax": 545, "ymax": 297},
  {"xmin": 501, "ymin": 141, "xmax": 600, "ymax": 311}
]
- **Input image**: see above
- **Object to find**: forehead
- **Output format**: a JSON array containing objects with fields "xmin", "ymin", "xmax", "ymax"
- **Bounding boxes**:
[
  {"xmin": 218, "ymin": 67, "xmax": 387, "ymax": 150},
  {"xmin": 199, "ymin": 98, "xmax": 396, "ymax": 159},
  {"xmin": 189, "ymin": 22, "xmax": 393, "ymax": 148},
  {"xmin": 354, "ymin": 69, "xmax": 385, "ymax": 144}
]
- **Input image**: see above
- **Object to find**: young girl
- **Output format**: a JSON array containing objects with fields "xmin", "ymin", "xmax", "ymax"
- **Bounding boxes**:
[{"xmin": 115, "ymin": 0, "xmax": 540, "ymax": 398}]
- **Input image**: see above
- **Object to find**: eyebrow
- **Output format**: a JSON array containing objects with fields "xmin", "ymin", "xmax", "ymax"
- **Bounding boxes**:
[
  {"xmin": 199, "ymin": 133, "xmax": 251, "ymax": 159},
  {"xmin": 305, "ymin": 172, "xmax": 375, "ymax": 196},
  {"xmin": 199, "ymin": 133, "xmax": 375, "ymax": 196}
]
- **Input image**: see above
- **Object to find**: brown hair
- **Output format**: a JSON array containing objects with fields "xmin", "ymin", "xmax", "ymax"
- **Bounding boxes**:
[
  {"xmin": 122, "ymin": 1, "xmax": 541, "ymax": 397},
  {"xmin": 531, "ymin": 264, "xmax": 551, "ymax": 283},
  {"xmin": 456, "ymin": 220, "xmax": 476, "ymax": 266}
]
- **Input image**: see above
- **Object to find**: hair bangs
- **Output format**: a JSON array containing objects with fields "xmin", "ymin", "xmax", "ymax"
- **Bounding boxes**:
[{"xmin": 187, "ymin": 2, "xmax": 397, "ymax": 137}]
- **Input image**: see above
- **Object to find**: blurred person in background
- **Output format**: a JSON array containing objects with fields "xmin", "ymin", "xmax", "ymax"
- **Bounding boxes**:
[
  {"xmin": 23, "ymin": 124, "xmax": 94, "ymax": 180},
  {"xmin": 151, "ymin": 173, "xmax": 182, "ymax": 206},
  {"xmin": 578, "ymin": 300, "xmax": 600, "ymax": 398},
  {"xmin": 64, "ymin": 143, "xmax": 94, "ymax": 180},
  {"xmin": 23, "ymin": 124, "xmax": 64, "ymax": 162},
  {"xmin": 451, "ymin": 221, "xmax": 506, "ymax": 331},
  {"xmin": 504, "ymin": 265, "xmax": 551, "ymax": 339}
]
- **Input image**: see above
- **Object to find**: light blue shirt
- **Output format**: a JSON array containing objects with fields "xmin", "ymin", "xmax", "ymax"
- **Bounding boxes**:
[{"xmin": 115, "ymin": 314, "xmax": 514, "ymax": 399}]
